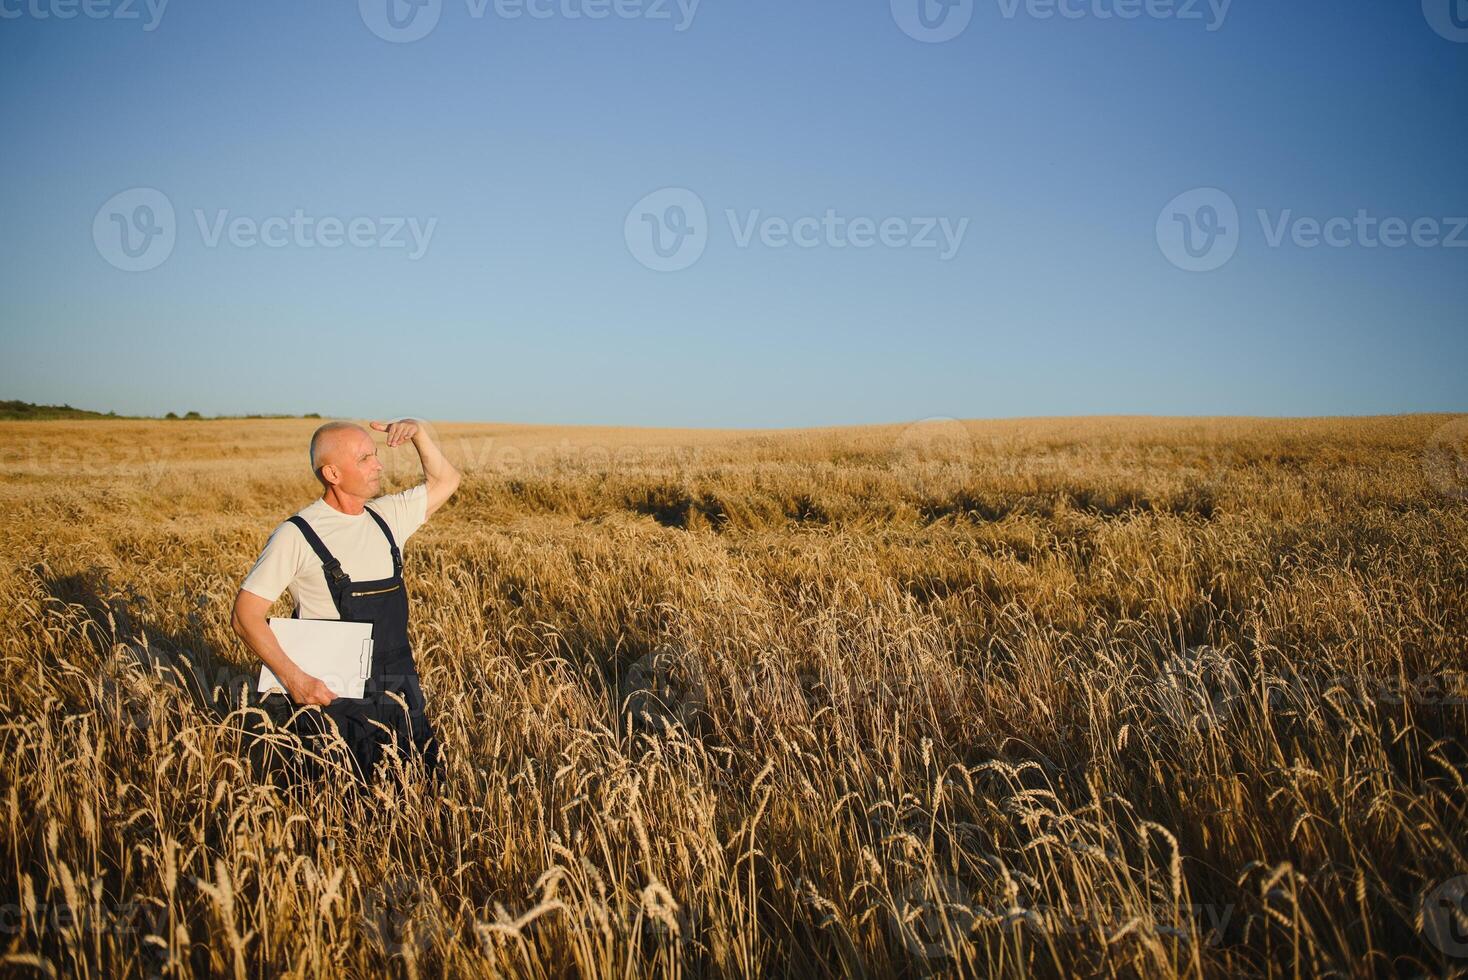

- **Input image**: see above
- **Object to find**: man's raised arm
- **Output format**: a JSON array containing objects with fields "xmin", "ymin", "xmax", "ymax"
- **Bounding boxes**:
[{"xmin": 370, "ymin": 417, "xmax": 461, "ymax": 518}]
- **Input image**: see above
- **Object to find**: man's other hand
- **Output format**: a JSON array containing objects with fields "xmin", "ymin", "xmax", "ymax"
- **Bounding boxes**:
[
  {"xmin": 287, "ymin": 673, "xmax": 338, "ymax": 707},
  {"xmin": 370, "ymin": 418, "xmax": 419, "ymax": 448}
]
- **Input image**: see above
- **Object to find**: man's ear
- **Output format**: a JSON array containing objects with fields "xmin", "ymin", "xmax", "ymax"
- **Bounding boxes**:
[{"xmin": 320, "ymin": 463, "xmax": 340, "ymax": 487}]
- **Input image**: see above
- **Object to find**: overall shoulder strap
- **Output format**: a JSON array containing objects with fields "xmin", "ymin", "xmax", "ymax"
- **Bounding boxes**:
[
  {"xmin": 287, "ymin": 515, "xmax": 351, "ymax": 588},
  {"xmin": 363, "ymin": 507, "xmax": 402, "ymax": 576}
]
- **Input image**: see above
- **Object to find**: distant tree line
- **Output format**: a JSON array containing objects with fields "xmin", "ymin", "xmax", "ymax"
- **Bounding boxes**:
[{"xmin": 1, "ymin": 400, "xmax": 322, "ymax": 421}]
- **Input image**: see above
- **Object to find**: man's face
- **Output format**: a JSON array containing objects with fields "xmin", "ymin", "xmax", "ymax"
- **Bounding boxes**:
[{"xmin": 324, "ymin": 428, "xmax": 383, "ymax": 497}]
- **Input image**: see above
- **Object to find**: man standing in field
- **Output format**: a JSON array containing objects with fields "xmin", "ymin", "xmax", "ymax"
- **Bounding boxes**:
[{"xmin": 232, "ymin": 418, "xmax": 461, "ymax": 790}]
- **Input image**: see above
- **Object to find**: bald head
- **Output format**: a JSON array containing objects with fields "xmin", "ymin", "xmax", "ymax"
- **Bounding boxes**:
[{"xmin": 310, "ymin": 422, "xmax": 372, "ymax": 486}]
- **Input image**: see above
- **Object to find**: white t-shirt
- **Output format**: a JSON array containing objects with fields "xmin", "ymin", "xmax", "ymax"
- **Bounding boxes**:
[{"xmin": 241, "ymin": 484, "xmax": 429, "ymax": 621}]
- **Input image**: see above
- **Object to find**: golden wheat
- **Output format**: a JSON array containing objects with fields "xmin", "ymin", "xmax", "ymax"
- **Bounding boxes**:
[{"xmin": 0, "ymin": 414, "xmax": 1464, "ymax": 978}]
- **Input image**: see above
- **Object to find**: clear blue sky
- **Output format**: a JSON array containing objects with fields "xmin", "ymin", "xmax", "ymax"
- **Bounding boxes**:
[{"xmin": 2, "ymin": 0, "xmax": 1464, "ymax": 427}]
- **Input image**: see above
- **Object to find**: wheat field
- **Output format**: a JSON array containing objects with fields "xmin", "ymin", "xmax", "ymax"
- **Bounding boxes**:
[{"xmin": 1, "ymin": 414, "xmax": 1465, "ymax": 978}]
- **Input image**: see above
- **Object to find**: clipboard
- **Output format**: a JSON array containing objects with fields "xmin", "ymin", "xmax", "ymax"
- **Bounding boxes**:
[{"xmin": 258, "ymin": 618, "xmax": 375, "ymax": 699}]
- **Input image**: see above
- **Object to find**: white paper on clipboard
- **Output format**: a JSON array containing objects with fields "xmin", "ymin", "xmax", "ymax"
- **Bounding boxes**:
[{"xmin": 258, "ymin": 618, "xmax": 374, "ymax": 699}]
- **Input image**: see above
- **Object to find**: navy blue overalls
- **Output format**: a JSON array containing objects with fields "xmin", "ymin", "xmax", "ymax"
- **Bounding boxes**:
[{"xmin": 276, "ymin": 507, "xmax": 441, "ymax": 790}]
